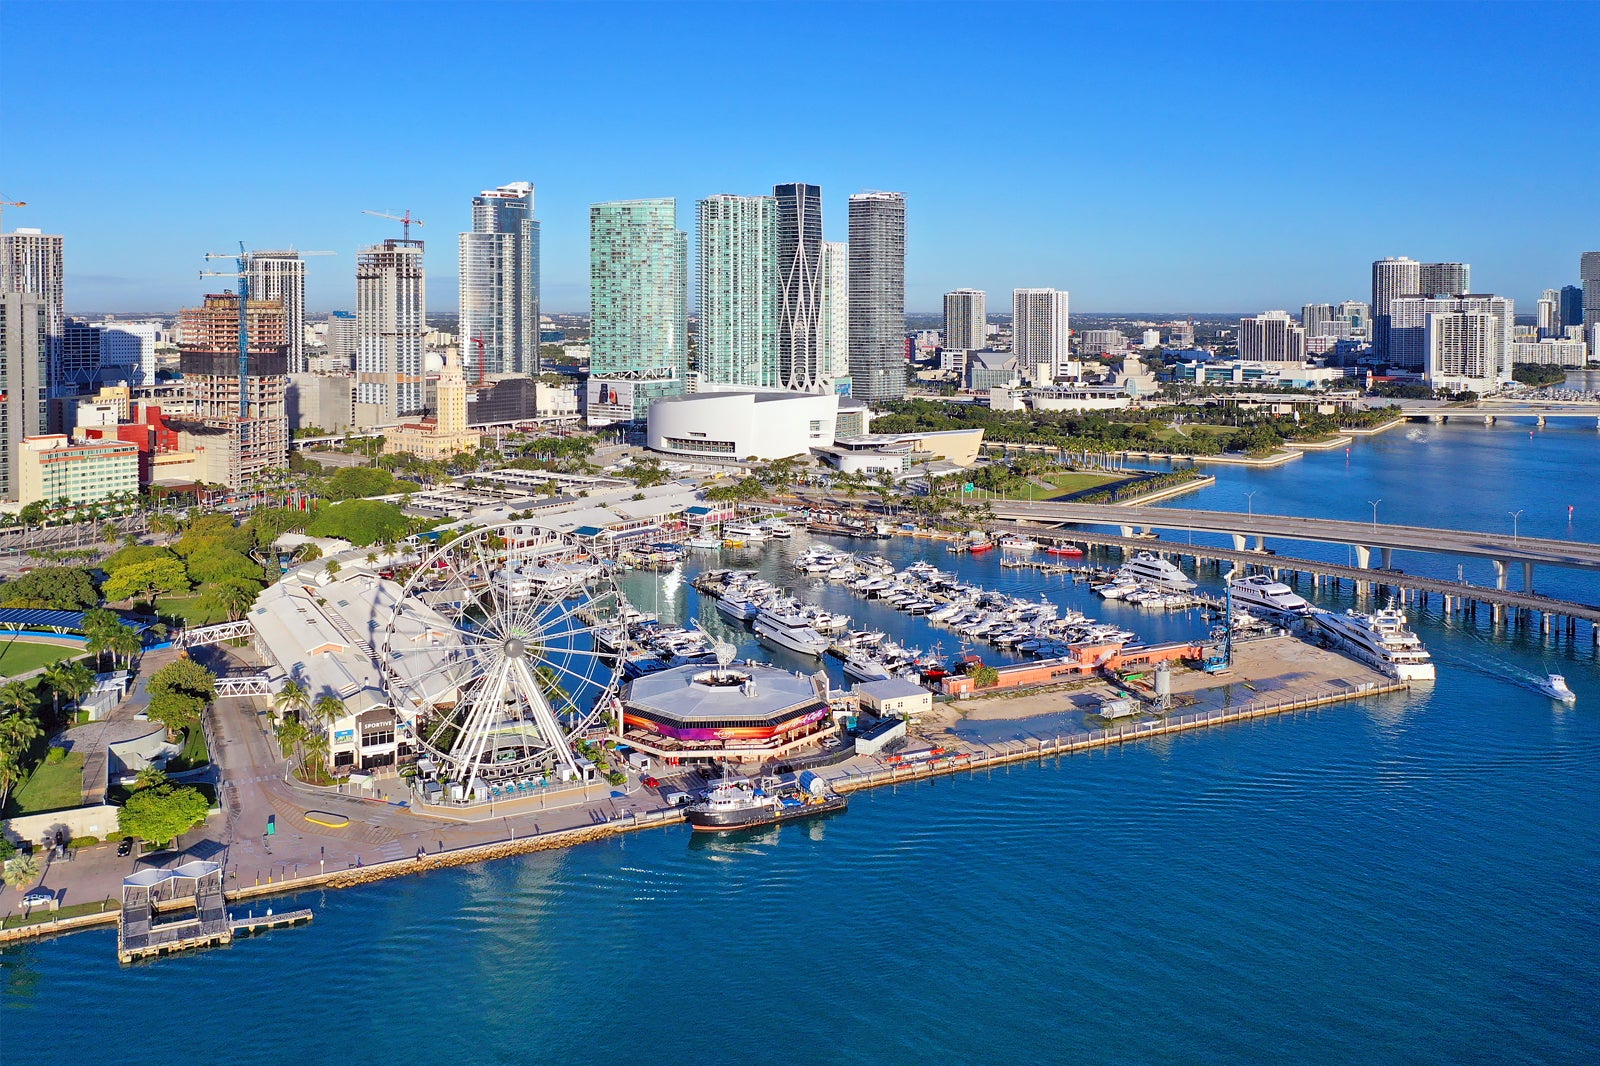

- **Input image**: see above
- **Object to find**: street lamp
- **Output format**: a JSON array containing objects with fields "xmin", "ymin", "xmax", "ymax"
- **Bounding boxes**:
[
  {"xmin": 1367, "ymin": 499, "xmax": 1382, "ymax": 533},
  {"xmin": 1508, "ymin": 509, "xmax": 1523, "ymax": 545},
  {"xmin": 1244, "ymin": 491, "xmax": 1256, "ymax": 520}
]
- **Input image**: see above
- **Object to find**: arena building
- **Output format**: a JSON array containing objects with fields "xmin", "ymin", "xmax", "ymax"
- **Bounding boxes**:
[{"xmin": 646, "ymin": 387, "xmax": 868, "ymax": 461}]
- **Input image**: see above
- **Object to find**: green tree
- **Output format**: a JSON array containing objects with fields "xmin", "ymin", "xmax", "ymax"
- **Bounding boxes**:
[
  {"xmin": 325, "ymin": 466, "xmax": 400, "ymax": 501},
  {"xmin": 0, "ymin": 711, "xmax": 42, "ymax": 760},
  {"xmin": 109, "ymin": 625, "xmax": 143, "ymax": 669},
  {"xmin": 102, "ymin": 557, "xmax": 191, "ymax": 603},
  {"xmin": 133, "ymin": 766, "xmax": 169, "ymax": 791},
  {"xmin": 0, "ymin": 680, "xmax": 36, "ymax": 720},
  {"xmin": 184, "ymin": 544, "xmax": 264, "ymax": 588},
  {"xmin": 0, "ymin": 566, "xmax": 99, "ymax": 610},
  {"xmin": 301, "ymin": 730, "xmax": 331, "ymax": 780},
  {"xmin": 3, "ymin": 854, "xmax": 42, "ymax": 892},
  {"xmin": 144, "ymin": 657, "xmax": 217, "ymax": 737},
  {"xmin": 116, "ymin": 784, "xmax": 210, "ymax": 848},
  {"xmin": 273, "ymin": 678, "xmax": 309, "ymax": 721},
  {"xmin": 305, "ymin": 500, "xmax": 412, "ymax": 547},
  {"xmin": 41, "ymin": 659, "xmax": 93, "ymax": 723},
  {"xmin": 312, "ymin": 694, "xmax": 346, "ymax": 729},
  {"xmin": 972, "ymin": 664, "xmax": 1000, "ymax": 688},
  {"xmin": 275, "ymin": 714, "xmax": 308, "ymax": 760}
]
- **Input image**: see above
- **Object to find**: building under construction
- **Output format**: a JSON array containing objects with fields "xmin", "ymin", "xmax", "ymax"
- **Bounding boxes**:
[{"xmin": 176, "ymin": 292, "xmax": 289, "ymax": 488}]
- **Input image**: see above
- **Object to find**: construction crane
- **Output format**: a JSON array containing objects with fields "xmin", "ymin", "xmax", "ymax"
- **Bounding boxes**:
[
  {"xmin": 200, "ymin": 243, "xmax": 335, "ymax": 419},
  {"xmin": 362, "ymin": 209, "xmax": 425, "ymax": 241},
  {"xmin": 0, "ymin": 199, "xmax": 25, "ymax": 232}
]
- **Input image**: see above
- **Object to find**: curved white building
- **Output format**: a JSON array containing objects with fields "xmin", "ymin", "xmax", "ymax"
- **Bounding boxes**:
[{"xmin": 647, "ymin": 388, "xmax": 847, "ymax": 461}]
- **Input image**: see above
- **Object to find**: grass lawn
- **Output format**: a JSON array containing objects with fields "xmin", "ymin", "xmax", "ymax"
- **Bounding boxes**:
[
  {"xmin": 1, "ymin": 898, "xmax": 119, "ymax": 929},
  {"xmin": 167, "ymin": 726, "xmax": 209, "ymax": 772},
  {"xmin": 0, "ymin": 638, "xmax": 80, "ymax": 679},
  {"xmin": 7, "ymin": 751, "xmax": 85, "ymax": 816},
  {"xmin": 154, "ymin": 594, "xmax": 226, "ymax": 627},
  {"xmin": 1043, "ymin": 472, "xmax": 1120, "ymax": 496}
]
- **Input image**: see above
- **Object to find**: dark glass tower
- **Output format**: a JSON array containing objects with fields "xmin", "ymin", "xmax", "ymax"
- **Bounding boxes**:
[
  {"xmin": 774, "ymin": 183, "xmax": 823, "ymax": 390},
  {"xmin": 848, "ymin": 191, "xmax": 907, "ymax": 402}
]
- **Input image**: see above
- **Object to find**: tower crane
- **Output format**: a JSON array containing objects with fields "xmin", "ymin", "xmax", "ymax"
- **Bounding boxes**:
[
  {"xmin": 200, "ymin": 243, "xmax": 335, "ymax": 419},
  {"xmin": 362, "ymin": 209, "xmax": 425, "ymax": 241},
  {"xmin": 0, "ymin": 199, "xmax": 25, "ymax": 232}
]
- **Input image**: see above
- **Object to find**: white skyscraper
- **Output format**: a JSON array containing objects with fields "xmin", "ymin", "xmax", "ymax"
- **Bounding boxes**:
[
  {"xmin": 944, "ymin": 289, "xmax": 986, "ymax": 352},
  {"xmin": 459, "ymin": 182, "xmax": 540, "ymax": 378},
  {"xmin": 1239, "ymin": 311, "xmax": 1308, "ymax": 363},
  {"xmin": 94, "ymin": 320, "xmax": 160, "ymax": 385},
  {"xmin": 1371, "ymin": 256, "xmax": 1422, "ymax": 361},
  {"xmin": 696, "ymin": 193, "xmax": 778, "ymax": 388},
  {"xmin": 1425, "ymin": 310, "xmax": 1510, "ymax": 393},
  {"xmin": 246, "ymin": 251, "xmax": 308, "ymax": 373},
  {"xmin": 1389, "ymin": 294, "xmax": 1513, "ymax": 376},
  {"xmin": 1012, "ymin": 288, "xmax": 1071, "ymax": 380},
  {"xmin": 356, "ymin": 239, "xmax": 426, "ymax": 427},
  {"xmin": 1538, "ymin": 288, "xmax": 1561, "ymax": 338},
  {"xmin": 818, "ymin": 241, "xmax": 850, "ymax": 387},
  {"xmin": 1, "ymin": 227, "xmax": 67, "ymax": 398}
]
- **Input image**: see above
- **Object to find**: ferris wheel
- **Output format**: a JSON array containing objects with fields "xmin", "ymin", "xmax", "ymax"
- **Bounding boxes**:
[{"xmin": 376, "ymin": 524, "xmax": 625, "ymax": 787}]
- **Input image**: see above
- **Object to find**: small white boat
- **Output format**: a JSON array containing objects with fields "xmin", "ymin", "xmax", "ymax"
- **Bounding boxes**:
[
  {"xmin": 1537, "ymin": 674, "xmax": 1577, "ymax": 703},
  {"xmin": 723, "ymin": 522, "xmax": 768, "ymax": 542},
  {"xmin": 686, "ymin": 533, "xmax": 723, "ymax": 550}
]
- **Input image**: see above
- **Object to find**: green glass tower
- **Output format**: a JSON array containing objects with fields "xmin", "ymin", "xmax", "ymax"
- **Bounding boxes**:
[
  {"xmin": 696, "ymin": 194, "xmax": 778, "ymax": 388},
  {"xmin": 588, "ymin": 199, "xmax": 688, "ymax": 423}
]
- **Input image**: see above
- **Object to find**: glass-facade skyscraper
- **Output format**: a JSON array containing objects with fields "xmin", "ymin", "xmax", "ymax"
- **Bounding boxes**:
[
  {"xmin": 588, "ymin": 199, "xmax": 687, "ymax": 423},
  {"xmin": 696, "ymin": 194, "xmax": 778, "ymax": 388},
  {"xmin": 774, "ymin": 183, "xmax": 824, "ymax": 391},
  {"xmin": 848, "ymin": 191, "xmax": 906, "ymax": 402},
  {"xmin": 459, "ymin": 181, "xmax": 540, "ymax": 379},
  {"xmin": 819, "ymin": 241, "xmax": 850, "ymax": 390}
]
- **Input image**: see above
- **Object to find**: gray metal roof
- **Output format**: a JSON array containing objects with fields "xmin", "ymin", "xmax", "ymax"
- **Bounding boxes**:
[{"xmin": 626, "ymin": 663, "xmax": 821, "ymax": 723}]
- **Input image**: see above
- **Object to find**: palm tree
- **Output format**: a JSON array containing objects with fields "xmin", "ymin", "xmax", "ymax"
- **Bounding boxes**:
[
  {"xmin": 274, "ymin": 714, "xmax": 308, "ymax": 761},
  {"xmin": 133, "ymin": 766, "xmax": 168, "ymax": 791},
  {"xmin": 312, "ymin": 695, "xmax": 345, "ymax": 730},
  {"xmin": 0, "ymin": 713, "xmax": 41, "ymax": 758},
  {"xmin": 213, "ymin": 582, "xmax": 256, "ymax": 623},
  {"xmin": 272, "ymin": 679, "xmax": 309, "ymax": 724},
  {"xmin": 85, "ymin": 628, "xmax": 114, "ymax": 672},
  {"xmin": 110, "ymin": 625, "xmax": 143, "ymax": 670},
  {"xmin": 0, "ymin": 681, "xmax": 35, "ymax": 720},
  {"xmin": 41, "ymin": 660, "xmax": 75, "ymax": 722},
  {"xmin": 2, "ymin": 854, "xmax": 41, "ymax": 893},
  {"xmin": 0, "ymin": 751, "xmax": 22, "ymax": 809},
  {"xmin": 301, "ymin": 730, "xmax": 331, "ymax": 781}
]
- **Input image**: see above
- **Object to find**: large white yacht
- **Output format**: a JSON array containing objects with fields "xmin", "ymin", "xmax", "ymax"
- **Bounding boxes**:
[
  {"xmin": 1117, "ymin": 552, "xmax": 1196, "ymax": 592},
  {"xmin": 1310, "ymin": 605, "xmax": 1436, "ymax": 680},
  {"xmin": 1228, "ymin": 574, "xmax": 1312, "ymax": 616},
  {"xmin": 753, "ymin": 608, "xmax": 831, "ymax": 656}
]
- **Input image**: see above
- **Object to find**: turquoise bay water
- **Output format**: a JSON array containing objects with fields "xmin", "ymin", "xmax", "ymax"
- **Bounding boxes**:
[{"xmin": 4, "ymin": 425, "xmax": 1599, "ymax": 1063}]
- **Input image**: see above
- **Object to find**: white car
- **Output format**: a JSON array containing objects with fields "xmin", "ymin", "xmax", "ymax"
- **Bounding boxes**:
[{"xmin": 21, "ymin": 891, "xmax": 53, "ymax": 907}]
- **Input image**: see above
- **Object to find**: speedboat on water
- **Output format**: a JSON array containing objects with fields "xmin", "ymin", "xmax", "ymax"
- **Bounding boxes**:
[{"xmin": 1537, "ymin": 674, "xmax": 1577, "ymax": 703}]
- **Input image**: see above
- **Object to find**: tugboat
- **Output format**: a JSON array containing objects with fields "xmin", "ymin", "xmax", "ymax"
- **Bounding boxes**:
[{"xmin": 686, "ymin": 772, "xmax": 848, "ymax": 832}]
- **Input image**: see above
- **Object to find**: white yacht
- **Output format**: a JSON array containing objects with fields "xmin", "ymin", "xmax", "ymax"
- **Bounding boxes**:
[
  {"xmin": 1310, "ymin": 605, "xmax": 1436, "ymax": 680},
  {"xmin": 1537, "ymin": 674, "xmax": 1577, "ymax": 704},
  {"xmin": 715, "ymin": 591, "xmax": 760, "ymax": 621},
  {"xmin": 841, "ymin": 649, "xmax": 894, "ymax": 683},
  {"xmin": 685, "ymin": 532, "xmax": 723, "ymax": 550},
  {"xmin": 753, "ymin": 608, "xmax": 831, "ymax": 656},
  {"xmin": 761, "ymin": 519, "xmax": 795, "ymax": 539},
  {"xmin": 723, "ymin": 522, "xmax": 768, "ymax": 542},
  {"xmin": 1228, "ymin": 573, "xmax": 1312, "ymax": 616},
  {"xmin": 1118, "ymin": 553, "xmax": 1196, "ymax": 592}
]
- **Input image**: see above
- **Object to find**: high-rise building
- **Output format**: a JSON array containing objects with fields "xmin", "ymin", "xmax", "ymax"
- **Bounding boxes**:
[
  {"xmin": 61, "ymin": 320, "xmax": 102, "ymax": 392},
  {"xmin": 818, "ymin": 241, "xmax": 850, "ymax": 389},
  {"xmin": 176, "ymin": 292, "xmax": 290, "ymax": 488},
  {"xmin": 1013, "ymin": 289, "xmax": 1071, "ymax": 379},
  {"xmin": 1390, "ymin": 294, "xmax": 1514, "ymax": 376},
  {"xmin": 1559, "ymin": 285, "xmax": 1584, "ymax": 330},
  {"xmin": 459, "ymin": 181, "xmax": 540, "ymax": 379},
  {"xmin": 1538, "ymin": 289, "xmax": 1562, "ymax": 338},
  {"xmin": 1238, "ymin": 311, "xmax": 1308, "ymax": 362},
  {"xmin": 1425, "ymin": 310, "xmax": 1509, "ymax": 392},
  {"xmin": 1301, "ymin": 302, "xmax": 1335, "ymax": 338},
  {"xmin": 1371, "ymin": 256, "xmax": 1421, "ymax": 360},
  {"xmin": 773, "ymin": 183, "xmax": 825, "ymax": 391},
  {"xmin": 588, "ymin": 199, "xmax": 688, "ymax": 423},
  {"xmin": 696, "ymin": 194, "xmax": 779, "ymax": 388},
  {"xmin": 1337, "ymin": 300, "xmax": 1372, "ymax": 341},
  {"xmin": 944, "ymin": 289, "xmax": 986, "ymax": 352},
  {"xmin": 95, "ymin": 320, "xmax": 160, "ymax": 386},
  {"xmin": 1583, "ymin": 252, "xmax": 1600, "ymax": 328},
  {"xmin": 0, "ymin": 292, "xmax": 51, "ymax": 502},
  {"xmin": 847, "ymin": 192, "xmax": 907, "ymax": 403},
  {"xmin": 246, "ymin": 251, "xmax": 308, "ymax": 373},
  {"xmin": 1, "ymin": 227, "xmax": 70, "ymax": 409},
  {"xmin": 1419, "ymin": 262, "xmax": 1471, "ymax": 297},
  {"xmin": 356, "ymin": 239, "xmax": 427, "ymax": 427},
  {"xmin": 325, "ymin": 311, "xmax": 357, "ymax": 370},
  {"xmin": 1166, "ymin": 320, "xmax": 1196, "ymax": 347}
]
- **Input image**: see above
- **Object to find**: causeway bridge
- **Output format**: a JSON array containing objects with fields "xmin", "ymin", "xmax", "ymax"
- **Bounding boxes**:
[{"xmin": 1391, "ymin": 399, "xmax": 1600, "ymax": 426}]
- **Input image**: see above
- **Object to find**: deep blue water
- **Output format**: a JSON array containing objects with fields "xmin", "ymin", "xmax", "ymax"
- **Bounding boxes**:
[{"xmin": 4, "ymin": 424, "xmax": 1598, "ymax": 1064}]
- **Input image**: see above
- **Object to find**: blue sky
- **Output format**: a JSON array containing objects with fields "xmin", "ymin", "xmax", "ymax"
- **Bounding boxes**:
[{"xmin": 4, "ymin": 1, "xmax": 1596, "ymax": 314}]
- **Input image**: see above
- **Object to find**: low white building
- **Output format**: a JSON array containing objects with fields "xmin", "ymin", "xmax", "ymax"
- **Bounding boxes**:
[
  {"xmin": 854, "ymin": 677, "xmax": 933, "ymax": 719},
  {"xmin": 647, "ymin": 387, "xmax": 863, "ymax": 462}
]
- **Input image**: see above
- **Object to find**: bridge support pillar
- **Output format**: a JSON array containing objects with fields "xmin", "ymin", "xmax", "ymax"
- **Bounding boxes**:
[
  {"xmin": 1354, "ymin": 545, "xmax": 1371, "ymax": 569},
  {"xmin": 1120, "ymin": 525, "xmax": 1134, "ymax": 539},
  {"xmin": 1381, "ymin": 547, "xmax": 1393, "ymax": 570},
  {"xmin": 1231, "ymin": 533, "xmax": 1247, "ymax": 551},
  {"xmin": 1253, "ymin": 535, "xmax": 1265, "ymax": 551},
  {"xmin": 1493, "ymin": 559, "xmax": 1507, "ymax": 591},
  {"xmin": 1523, "ymin": 561, "xmax": 1534, "ymax": 592},
  {"xmin": 1492, "ymin": 602, "xmax": 1504, "ymax": 624},
  {"xmin": 1443, "ymin": 594, "xmax": 1452, "ymax": 612},
  {"xmin": 1541, "ymin": 613, "xmax": 1551, "ymax": 635}
]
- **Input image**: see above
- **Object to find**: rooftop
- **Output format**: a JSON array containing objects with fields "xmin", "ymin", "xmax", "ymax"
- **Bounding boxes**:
[
  {"xmin": 626, "ymin": 663, "xmax": 824, "ymax": 723},
  {"xmin": 853, "ymin": 677, "xmax": 931, "ymax": 701}
]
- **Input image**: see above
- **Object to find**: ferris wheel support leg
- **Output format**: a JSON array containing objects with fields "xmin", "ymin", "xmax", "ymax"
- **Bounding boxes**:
[{"xmin": 512, "ymin": 656, "xmax": 584, "ymax": 782}]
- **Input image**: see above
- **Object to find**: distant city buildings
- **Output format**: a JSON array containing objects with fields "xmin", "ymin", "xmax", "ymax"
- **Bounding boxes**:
[
  {"xmin": 324, "ymin": 310, "xmax": 357, "ymax": 371},
  {"xmin": 697, "ymin": 193, "xmax": 779, "ymax": 389},
  {"xmin": 847, "ymin": 191, "xmax": 906, "ymax": 403},
  {"xmin": 1013, "ymin": 288, "xmax": 1071, "ymax": 380},
  {"xmin": 94, "ymin": 320, "xmax": 160, "ymax": 386},
  {"xmin": 459, "ymin": 181, "xmax": 540, "ymax": 379},
  {"xmin": 1583, "ymin": 251, "xmax": 1600, "ymax": 328},
  {"xmin": 1238, "ymin": 310, "xmax": 1307, "ymax": 362},
  {"xmin": 1388, "ymin": 294, "xmax": 1514, "ymax": 391},
  {"xmin": 775, "ymin": 183, "xmax": 825, "ymax": 391},
  {"xmin": 246, "ymin": 250, "xmax": 308, "ymax": 373},
  {"xmin": 1420, "ymin": 261, "xmax": 1471, "ymax": 297},
  {"xmin": 1509, "ymin": 338, "xmax": 1588, "ymax": 367},
  {"xmin": 588, "ymin": 199, "xmax": 688, "ymax": 424},
  {"xmin": 356, "ymin": 239, "xmax": 427, "ymax": 426},
  {"xmin": 1077, "ymin": 328, "xmax": 1127, "ymax": 358},
  {"xmin": 944, "ymin": 289, "xmax": 986, "ymax": 352}
]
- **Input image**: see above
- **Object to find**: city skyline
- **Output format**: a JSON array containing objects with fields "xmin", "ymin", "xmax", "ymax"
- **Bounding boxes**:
[{"xmin": 3, "ymin": 2, "xmax": 1594, "ymax": 315}]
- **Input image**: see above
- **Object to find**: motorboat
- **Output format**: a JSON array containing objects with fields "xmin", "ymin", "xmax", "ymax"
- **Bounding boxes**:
[
  {"xmin": 1117, "ymin": 552, "xmax": 1196, "ymax": 592},
  {"xmin": 1229, "ymin": 573, "xmax": 1312, "ymax": 616},
  {"xmin": 762, "ymin": 520, "xmax": 795, "ymax": 539},
  {"xmin": 1310, "ymin": 605, "xmax": 1436, "ymax": 680},
  {"xmin": 1044, "ymin": 543, "xmax": 1084, "ymax": 557},
  {"xmin": 753, "ymin": 608, "xmax": 831, "ymax": 656},
  {"xmin": 723, "ymin": 522, "xmax": 768, "ymax": 542},
  {"xmin": 685, "ymin": 532, "xmax": 723, "ymax": 550},
  {"xmin": 1537, "ymin": 674, "xmax": 1577, "ymax": 703}
]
